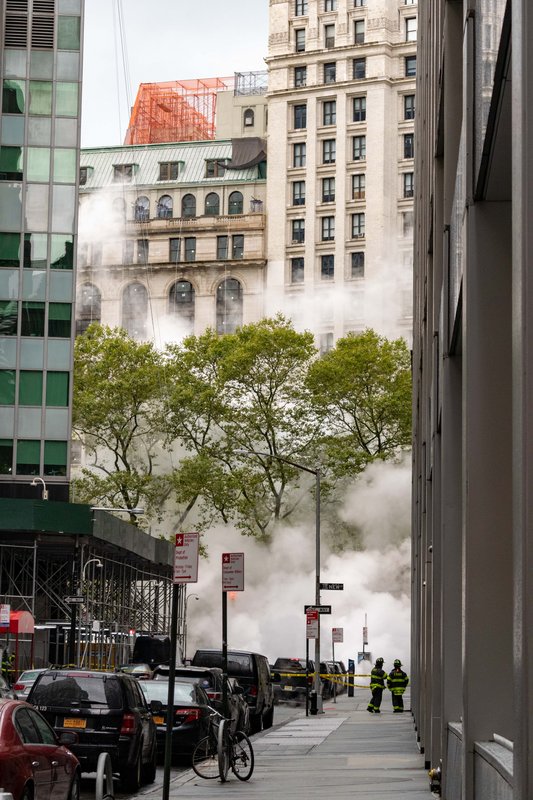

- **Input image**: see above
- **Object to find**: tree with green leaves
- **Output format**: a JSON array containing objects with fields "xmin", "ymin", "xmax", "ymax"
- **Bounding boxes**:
[{"xmin": 72, "ymin": 323, "xmax": 169, "ymax": 524}]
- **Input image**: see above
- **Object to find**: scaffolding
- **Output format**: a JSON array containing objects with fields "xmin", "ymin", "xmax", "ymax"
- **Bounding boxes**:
[{"xmin": 124, "ymin": 76, "xmax": 235, "ymax": 145}]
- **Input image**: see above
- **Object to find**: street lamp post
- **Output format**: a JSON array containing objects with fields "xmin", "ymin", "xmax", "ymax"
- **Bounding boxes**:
[
  {"xmin": 183, "ymin": 593, "xmax": 199, "ymax": 663},
  {"xmin": 30, "ymin": 477, "xmax": 48, "ymax": 500},
  {"xmin": 236, "ymin": 449, "xmax": 323, "ymax": 712}
]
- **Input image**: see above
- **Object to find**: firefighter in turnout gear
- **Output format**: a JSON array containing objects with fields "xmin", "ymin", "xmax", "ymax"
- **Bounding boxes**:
[
  {"xmin": 367, "ymin": 657, "xmax": 386, "ymax": 713},
  {"xmin": 387, "ymin": 659, "xmax": 409, "ymax": 712}
]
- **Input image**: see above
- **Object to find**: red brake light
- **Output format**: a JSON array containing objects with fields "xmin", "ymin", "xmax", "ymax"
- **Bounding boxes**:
[
  {"xmin": 248, "ymin": 685, "xmax": 258, "ymax": 697},
  {"xmin": 13, "ymin": 683, "xmax": 24, "ymax": 691},
  {"xmin": 175, "ymin": 708, "xmax": 201, "ymax": 724},
  {"xmin": 120, "ymin": 713, "xmax": 137, "ymax": 735},
  {"xmin": 206, "ymin": 691, "xmax": 221, "ymax": 701}
]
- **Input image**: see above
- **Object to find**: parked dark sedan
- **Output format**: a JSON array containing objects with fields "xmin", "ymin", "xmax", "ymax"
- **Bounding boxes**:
[
  {"xmin": 27, "ymin": 669, "xmax": 157, "ymax": 792},
  {"xmin": 0, "ymin": 698, "xmax": 80, "ymax": 800},
  {"xmin": 139, "ymin": 679, "xmax": 212, "ymax": 762}
]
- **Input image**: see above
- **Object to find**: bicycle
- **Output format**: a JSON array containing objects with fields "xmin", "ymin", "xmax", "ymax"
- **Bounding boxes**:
[{"xmin": 192, "ymin": 711, "xmax": 254, "ymax": 782}]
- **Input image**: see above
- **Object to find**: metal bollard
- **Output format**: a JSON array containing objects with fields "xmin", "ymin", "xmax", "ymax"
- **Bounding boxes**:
[
  {"xmin": 309, "ymin": 690, "xmax": 318, "ymax": 715},
  {"xmin": 95, "ymin": 752, "xmax": 115, "ymax": 800}
]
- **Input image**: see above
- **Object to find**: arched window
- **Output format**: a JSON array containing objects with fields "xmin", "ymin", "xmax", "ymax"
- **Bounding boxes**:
[
  {"xmin": 76, "ymin": 283, "xmax": 101, "ymax": 335},
  {"xmin": 122, "ymin": 282, "xmax": 148, "ymax": 340},
  {"xmin": 134, "ymin": 196, "xmax": 150, "ymax": 222},
  {"xmin": 216, "ymin": 278, "xmax": 243, "ymax": 335},
  {"xmin": 169, "ymin": 280, "xmax": 195, "ymax": 327},
  {"xmin": 157, "ymin": 195, "xmax": 173, "ymax": 219},
  {"xmin": 205, "ymin": 192, "xmax": 220, "ymax": 216},
  {"xmin": 243, "ymin": 108, "xmax": 254, "ymax": 127},
  {"xmin": 228, "ymin": 191, "xmax": 243, "ymax": 215},
  {"xmin": 181, "ymin": 194, "xmax": 196, "ymax": 218},
  {"xmin": 113, "ymin": 197, "xmax": 126, "ymax": 220}
]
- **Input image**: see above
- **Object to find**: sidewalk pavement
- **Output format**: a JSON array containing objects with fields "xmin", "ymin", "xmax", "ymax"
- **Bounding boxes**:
[{"xmin": 138, "ymin": 687, "xmax": 436, "ymax": 799}]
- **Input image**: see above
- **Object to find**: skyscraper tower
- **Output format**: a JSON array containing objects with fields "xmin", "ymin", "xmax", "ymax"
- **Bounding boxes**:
[{"xmin": 0, "ymin": 0, "xmax": 84, "ymax": 499}]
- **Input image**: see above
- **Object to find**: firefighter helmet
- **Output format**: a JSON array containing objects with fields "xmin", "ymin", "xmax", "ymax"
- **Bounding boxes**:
[
  {"xmin": 376, "ymin": 657, "xmax": 384, "ymax": 665},
  {"xmin": 394, "ymin": 659, "xmax": 402, "ymax": 667}
]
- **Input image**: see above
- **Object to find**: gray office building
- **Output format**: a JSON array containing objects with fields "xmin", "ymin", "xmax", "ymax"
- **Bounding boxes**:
[
  {"xmin": 412, "ymin": 1, "xmax": 533, "ymax": 798},
  {"xmin": 0, "ymin": 0, "xmax": 84, "ymax": 500}
]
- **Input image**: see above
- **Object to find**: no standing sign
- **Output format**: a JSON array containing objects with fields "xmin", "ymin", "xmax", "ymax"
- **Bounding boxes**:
[
  {"xmin": 222, "ymin": 552, "xmax": 244, "ymax": 591},
  {"xmin": 173, "ymin": 533, "xmax": 199, "ymax": 584}
]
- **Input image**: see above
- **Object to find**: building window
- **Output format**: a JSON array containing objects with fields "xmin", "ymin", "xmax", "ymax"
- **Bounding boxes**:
[
  {"xmin": 354, "ymin": 19, "xmax": 365, "ymax": 43},
  {"xmin": 325, "ymin": 0, "xmax": 336, "ymax": 10},
  {"xmin": 321, "ymin": 254, "xmax": 334, "ymax": 279},
  {"xmin": 404, "ymin": 133, "xmax": 414, "ymax": 159},
  {"xmin": 217, "ymin": 278, "xmax": 243, "ymax": 335},
  {"xmin": 323, "ymin": 139, "xmax": 336, "ymax": 164},
  {"xmin": 228, "ymin": 191, "xmax": 243, "ymax": 214},
  {"xmin": 405, "ymin": 0, "xmax": 416, "ymax": 4},
  {"xmin": 46, "ymin": 372, "xmax": 69, "ymax": 407},
  {"xmin": 113, "ymin": 163, "xmax": 133, "ymax": 182},
  {"xmin": 182, "ymin": 193, "xmax": 196, "ymax": 217},
  {"xmin": 16, "ymin": 440, "xmax": 40, "ymax": 476},
  {"xmin": 205, "ymin": 192, "xmax": 220, "ymax": 215},
  {"xmin": 292, "ymin": 219, "xmax": 305, "ymax": 244},
  {"xmin": 405, "ymin": 17, "xmax": 417, "ymax": 41},
  {"xmin": 232, "ymin": 235, "xmax": 244, "ymax": 259},
  {"xmin": 206, "ymin": 159, "xmax": 227, "ymax": 178},
  {"xmin": 352, "ymin": 135, "xmax": 366, "ymax": 160},
  {"xmin": 293, "ymin": 180, "xmax": 306, "ymax": 205},
  {"xmin": 295, "ymin": 28, "xmax": 306, "ymax": 52},
  {"xmin": 323, "ymin": 100, "xmax": 336, "ymax": 125},
  {"xmin": 354, "ymin": 0, "xmax": 366, "ymax": 6},
  {"xmin": 323, "ymin": 62, "xmax": 336, "ymax": 83},
  {"xmin": 119, "ymin": 240, "xmax": 132, "ymax": 266},
  {"xmin": 44, "ymin": 439, "xmax": 67, "ymax": 477},
  {"xmin": 169, "ymin": 238, "xmax": 181, "ymax": 263},
  {"xmin": 137, "ymin": 239, "xmax": 148, "ymax": 263},
  {"xmin": 134, "ymin": 196, "xmax": 149, "ymax": 222},
  {"xmin": 293, "ymin": 142, "xmax": 306, "ymax": 167},
  {"xmin": 76, "ymin": 284, "xmax": 101, "ymax": 334},
  {"xmin": 184, "ymin": 237, "xmax": 196, "ymax": 262},
  {"xmin": 402, "ymin": 211, "xmax": 414, "ymax": 237},
  {"xmin": 324, "ymin": 24, "xmax": 335, "ymax": 48},
  {"xmin": 122, "ymin": 283, "xmax": 147, "ymax": 340},
  {"xmin": 351, "ymin": 251, "xmax": 365, "ymax": 277},
  {"xmin": 169, "ymin": 280, "xmax": 195, "ymax": 325},
  {"xmin": 79, "ymin": 166, "xmax": 88, "ymax": 185},
  {"xmin": 243, "ymin": 108, "xmax": 254, "ymax": 127},
  {"xmin": 353, "ymin": 58, "xmax": 366, "ymax": 79},
  {"xmin": 320, "ymin": 332, "xmax": 334, "ymax": 354},
  {"xmin": 159, "ymin": 161, "xmax": 180, "ymax": 180},
  {"xmin": 295, "ymin": 0, "xmax": 308, "ymax": 15},
  {"xmin": 352, "ymin": 212, "xmax": 365, "ymax": 238},
  {"xmin": 157, "ymin": 194, "xmax": 173, "ymax": 219},
  {"xmin": 404, "ymin": 94, "xmax": 415, "ymax": 120},
  {"xmin": 405, "ymin": 55, "xmax": 416, "ymax": 77},
  {"xmin": 403, "ymin": 172, "xmax": 414, "ymax": 197},
  {"xmin": 0, "ymin": 439, "xmax": 13, "ymax": 474},
  {"xmin": 321, "ymin": 216, "xmax": 335, "ymax": 241},
  {"xmin": 295, "ymin": 66, "xmax": 307, "ymax": 87},
  {"xmin": 322, "ymin": 177, "xmax": 335, "ymax": 202},
  {"xmin": 353, "ymin": 96, "xmax": 366, "ymax": 122},
  {"xmin": 217, "ymin": 235, "xmax": 228, "ymax": 259},
  {"xmin": 291, "ymin": 257, "xmax": 304, "ymax": 283},
  {"xmin": 47, "ymin": 303, "xmax": 71, "ymax": 338},
  {"xmin": 352, "ymin": 173, "xmax": 366, "ymax": 199},
  {"xmin": 294, "ymin": 103, "xmax": 307, "ymax": 129}
]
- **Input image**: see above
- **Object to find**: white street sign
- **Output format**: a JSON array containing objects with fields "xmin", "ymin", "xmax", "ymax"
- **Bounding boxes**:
[
  {"xmin": 0, "ymin": 604, "xmax": 9, "ymax": 627},
  {"xmin": 332, "ymin": 627, "xmax": 344, "ymax": 643},
  {"xmin": 306, "ymin": 608, "xmax": 319, "ymax": 639},
  {"xmin": 222, "ymin": 552, "xmax": 244, "ymax": 591},
  {"xmin": 173, "ymin": 532, "xmax": 199, "ymax": 584}
]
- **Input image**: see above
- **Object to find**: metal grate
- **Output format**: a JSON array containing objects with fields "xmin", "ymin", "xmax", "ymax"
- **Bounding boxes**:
[
  {"xmin": 33, "ymin": 0, "xmax": 55, "ymax": 12},
  {"xmin": 31, "ymin": 15, "xmax": 54, "ymax": 48},
  {"xmin": 6, "ymin": 0, "xmax": 29, "ymax": 11},
  {"xmin": 4, "ymin": 15, "xmax": 28, "ymax": 47}
]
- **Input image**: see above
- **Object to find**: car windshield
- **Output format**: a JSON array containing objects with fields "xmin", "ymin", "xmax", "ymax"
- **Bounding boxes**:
[
  {"xmin": 30, "ymin": 674, "xmax": 123, "ymax": 709},
  {"xmin": 18, "ymin": 670, "xmax": 44, "ymax": 681},
  {"xmin": 141, "ymin": 681, "xmax": 198, "ymax": 705}
]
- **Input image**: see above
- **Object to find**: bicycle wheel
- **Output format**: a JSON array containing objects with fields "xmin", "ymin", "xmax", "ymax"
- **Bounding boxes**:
[
  {"xmin": 231, "ymin": 730, "xmax": 254, "ymax": 781},
  {"xmin": 217, "ymin": 718, "xmax": 230, "ymax": 782},
  {"xmin": 192, "ymin": 735, "xmax": 219, "ymax": 779}
]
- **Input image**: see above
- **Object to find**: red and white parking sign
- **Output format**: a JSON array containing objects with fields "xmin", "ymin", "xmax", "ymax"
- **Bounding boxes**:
[
  {"xmin": 306, "ymin": 608, "xmax": 319, "ymax": 639},
  {"xmin": 332, "ymin": 627, "xmax": 344, "ymax": 643},
  {"xmin": 222, "ymin": 553, "xmax": 244, "ymax": 591},
  {"xmin": 173, "ymin": 533, "xmax": 199, "ymax": 584}
]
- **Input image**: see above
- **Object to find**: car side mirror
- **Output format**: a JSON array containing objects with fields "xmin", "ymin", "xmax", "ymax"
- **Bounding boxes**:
[
  {"xmin": 150, "ymin": 700, "xmax": 163, "ymax": 713},
  {"xmin": 58, "ymin": 731, "xmax": 79, "ymax": 746}
]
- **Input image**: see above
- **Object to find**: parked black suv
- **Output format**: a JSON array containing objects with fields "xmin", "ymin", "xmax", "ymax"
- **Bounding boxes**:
[
  {"xmin": 271, "ymin": 657, "xmax": 312, "ymax": 705},
  {"xmin": 27, "ymin": 669, "xmax": 157, "ymax": 791},
  {"xmin": 191, "ymin": 649, "xmax": 274, "ymax": 733}
]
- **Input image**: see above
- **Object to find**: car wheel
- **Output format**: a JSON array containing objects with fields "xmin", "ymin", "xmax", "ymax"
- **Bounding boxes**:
[
  {"xmin": 142, "ymin": 739, "xmax": 157, "ymax": 784},
  {"xmin": 263, "ymin": 706, "xmax": 274, "ymax": 729},
  {"xmin": 121, "ymin": 749, "xmax": 142, "ymax": 793},
  {"xmin": 68, "ymin": 772, "xmax": 81, "ymax": 800}
]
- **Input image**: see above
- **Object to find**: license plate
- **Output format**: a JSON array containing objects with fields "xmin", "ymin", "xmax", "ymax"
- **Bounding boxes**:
[
  {"xmin": 153, "ymin": 716, "xmax": 165, "ymax": 725},
  {"xmin": 283, "ymin": 686, "xmax": 294, "ymax": 691},
  {"xmin": 64, "ymin": 718, "xmax": 86, "ymax": 729}
]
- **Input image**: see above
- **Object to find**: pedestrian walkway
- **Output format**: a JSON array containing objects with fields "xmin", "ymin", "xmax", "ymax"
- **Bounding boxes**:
[{"xmin": 138, "ymin": 687, "xmax": 436, "ymax": 799}]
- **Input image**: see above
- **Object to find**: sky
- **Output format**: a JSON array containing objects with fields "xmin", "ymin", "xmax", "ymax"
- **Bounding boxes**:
[{"xmin": 81, "ymin": 0, "xmax": 269, "ymax": 148}]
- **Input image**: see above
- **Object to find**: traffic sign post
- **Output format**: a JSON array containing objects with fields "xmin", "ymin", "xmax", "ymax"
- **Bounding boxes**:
[
  {"xmin": 304, "ymin": 604, "xmax": 332, "ymax": 614},
  {"xmin": 320, "ymin": 583, "xmax": 344, "ymax": 590},
  {"xmin": 221, "ymin": 553, "xmax": 245, "ymax": 721},
  {"xmin": 173, "ymin": 533, "xmax": 199, "ymax": 584}
]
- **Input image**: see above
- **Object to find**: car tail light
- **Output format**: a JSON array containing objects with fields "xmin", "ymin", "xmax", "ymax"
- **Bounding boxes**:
[
  {"xmin": 175, "ymin": 708, "xmax": 201, "ymax": 724},
  {"xmin": 206, "ymin": 691, "xmax": 221, "ymax": 701},
  {"xmin": 13, "ymin": 683, "xmax": 24, "ymax": 691},
  {"xmin": 248, "ymin": 685, "xmax": 258, "ymax": 697},
  {"xmin": 120, "ymin": 713, "xmax": 138, "ymax": 735}
]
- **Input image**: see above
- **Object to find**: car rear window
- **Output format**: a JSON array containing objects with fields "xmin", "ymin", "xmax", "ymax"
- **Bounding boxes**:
[
  {"xmin": 30, "ymin": 674, "xmax": 123, "ymax": 709},
  {"xmin": 274, "ymin": 659, "xmax": 306, "ymax": 671},
  {"xmin": 193, "ymin": 652, "xmax": 253, "ymax": 676},
  {"xmin": 140, "ymin": 681, "xmax": 197, "ymax": 704}
]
